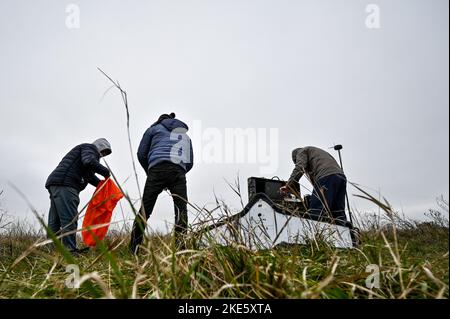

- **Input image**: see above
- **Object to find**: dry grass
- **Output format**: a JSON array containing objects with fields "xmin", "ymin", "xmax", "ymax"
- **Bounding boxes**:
[{"xmin": 0, "ymin": 192, "xmax": 448, "ymax": 299}]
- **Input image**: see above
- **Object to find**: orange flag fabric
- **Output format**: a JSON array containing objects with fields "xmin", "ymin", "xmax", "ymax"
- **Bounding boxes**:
[{"xmin": 82, "ymin": 179, "xmax": 124, "ymax": 247}]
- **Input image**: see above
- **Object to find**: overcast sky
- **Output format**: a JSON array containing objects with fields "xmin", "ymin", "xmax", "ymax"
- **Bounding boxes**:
[{"xmin": 0, "ymin": 0, "xmax": 448, "ymax": 233}]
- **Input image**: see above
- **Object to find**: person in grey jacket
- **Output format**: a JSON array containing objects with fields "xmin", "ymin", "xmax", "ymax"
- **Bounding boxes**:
[
  {"xmin": 45, "ymin": 138, "xmax": 112, "ymax": 253},
  {"xmin": 280, "ymin": 146, "xmax": 347, "ymax": 222},
  {"xmin": 130, "ymin": 113, "xmax": 193, "ymax": 253}
]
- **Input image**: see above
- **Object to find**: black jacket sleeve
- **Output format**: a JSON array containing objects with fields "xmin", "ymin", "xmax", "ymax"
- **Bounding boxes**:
[
  {"xmin": 81, "ymin": 145, "xmax": 110, "ymax": 178},
  {"xmin": 84, "ymin": 171, "xmax": 101, "ymax": 187}
]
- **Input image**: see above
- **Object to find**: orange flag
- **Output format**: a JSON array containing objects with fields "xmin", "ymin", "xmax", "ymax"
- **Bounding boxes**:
[{"xmin": 82, "ymin": 179, "xmax": 124, "ymax": 247}]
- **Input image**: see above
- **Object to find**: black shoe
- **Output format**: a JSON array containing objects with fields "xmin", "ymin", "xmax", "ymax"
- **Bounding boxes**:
[
  {"xmin": 351, "ymin": 228, "xmax": 362, "ymax": 247},
  {"xmin": 129, "ymin": 244, "xmax": 139, "ymax": 255},
  {"xmin": 175, "ymin": 239, "xmax": 186, "ymax": 251},
  {"xmin": 70, "ymin": 247, "xmax": 90, "ymax": 256}
]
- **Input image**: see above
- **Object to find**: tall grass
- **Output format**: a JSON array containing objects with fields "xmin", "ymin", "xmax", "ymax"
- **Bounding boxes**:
[{"xmin": 0, "ymin": 190, "xmax": 448, "ymax": 299}]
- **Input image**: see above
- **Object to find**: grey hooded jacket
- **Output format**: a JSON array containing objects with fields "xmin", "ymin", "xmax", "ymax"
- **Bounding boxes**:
[{"xmin": 287, "ymin": 146, "xmax": 344, "ymax": 187}]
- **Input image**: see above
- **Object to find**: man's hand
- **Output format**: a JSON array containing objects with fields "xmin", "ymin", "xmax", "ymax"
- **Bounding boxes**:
[{"xmin": 279, "ymin": 185, "xmax": 290, "ymax": 196}]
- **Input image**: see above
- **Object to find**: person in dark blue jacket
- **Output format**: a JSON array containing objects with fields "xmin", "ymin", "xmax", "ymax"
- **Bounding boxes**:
[
  {"xmin": 130, "ymin": 113, "xmax": 194, "ymax": 253},
  {"xmin": 45, "ymin": 138, "xmax": 112, "ymax": 253}
]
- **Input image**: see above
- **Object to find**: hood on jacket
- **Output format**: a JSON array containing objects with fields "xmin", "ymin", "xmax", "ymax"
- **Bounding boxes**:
[
  {"xmin": 159, "ymin": 118, "xmax": 189, "ymax": 132},
  {"xmin": 151, "ymin": 112, "xmax": 176, "ymax": 127},
  {"xmin": 292, "ymin": 147, "xmax": 303, "ymax": 163},
  {"xmin": 92, "ymin": 138, "xmax": 112, "ymax": 157},
  {"xmin": 158, "ymin": 112, "xmax": 176, "ymax": 122}
]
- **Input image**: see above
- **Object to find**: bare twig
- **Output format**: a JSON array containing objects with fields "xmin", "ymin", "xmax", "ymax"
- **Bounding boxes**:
[{"xmin": 97, "ymin": 67, "xmax": 142, "ymax": 200}]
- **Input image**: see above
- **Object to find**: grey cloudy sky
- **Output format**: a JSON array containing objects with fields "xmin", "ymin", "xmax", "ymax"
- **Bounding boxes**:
[{"xmin": 0, "ymin": 0, "xmax": 448, "ymax": 232}]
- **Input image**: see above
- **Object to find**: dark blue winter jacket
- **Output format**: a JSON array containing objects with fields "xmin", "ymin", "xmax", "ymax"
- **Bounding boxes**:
[
  {"xmin": 45, "ymin": 144, "xmax": 110, "ymax": 192},
  {"xmin": 137, "ymin": 118, "xmax": 194, "ymax": 174}
]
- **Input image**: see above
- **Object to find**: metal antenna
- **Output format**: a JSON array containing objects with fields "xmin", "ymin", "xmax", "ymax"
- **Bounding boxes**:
[{"xmin": 333, "ymin": 144, "xmax": 353, "ymax": 224}]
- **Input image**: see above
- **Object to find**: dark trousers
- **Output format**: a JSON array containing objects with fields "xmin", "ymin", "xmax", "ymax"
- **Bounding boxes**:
[
  {"xmin": 309, "ymin": 173, "xmax": 347, "ymax": 222},
  {"xmin": 47, "ymin": 186, "xmax": 80, "ymax": 251},
  {"xmin": 130, "ymin": 162, "xmax": 188, "ymax": 252}
]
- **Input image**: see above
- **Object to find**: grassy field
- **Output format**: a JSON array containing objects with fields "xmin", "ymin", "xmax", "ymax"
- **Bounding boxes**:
[{"xmin": 0, "ymin": 195, "xmax": 448, "ymax": 299}]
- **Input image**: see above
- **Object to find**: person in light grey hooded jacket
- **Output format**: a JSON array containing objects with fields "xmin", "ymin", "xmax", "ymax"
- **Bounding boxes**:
[
  {"xmin": 45, "ymin": 138, "xmax": 112, "ymax": 253},
  {"xmin": 280, "ymin": 146, "xmax": 347, "ymax": 222}
]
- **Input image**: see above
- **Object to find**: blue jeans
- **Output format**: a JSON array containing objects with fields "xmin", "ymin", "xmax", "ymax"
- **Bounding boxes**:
[
  {"xmin": 47, "ymin": 186, "xmax": 80, "ymax": 251},
  {"xmin": 309, "ymin": 174, "xmax": 347, "ymax": 222}
]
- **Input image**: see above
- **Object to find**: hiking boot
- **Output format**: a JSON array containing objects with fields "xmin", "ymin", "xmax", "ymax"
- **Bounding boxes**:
[{"xmin": 69, "ymin": 247, "xmax": 90, "ymax": 256}]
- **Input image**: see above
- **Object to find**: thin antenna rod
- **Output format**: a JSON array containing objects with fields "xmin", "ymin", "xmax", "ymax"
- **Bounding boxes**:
[{"xmin": 333, "ymin": 144, "xmax": 353, "ymax": 224}]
